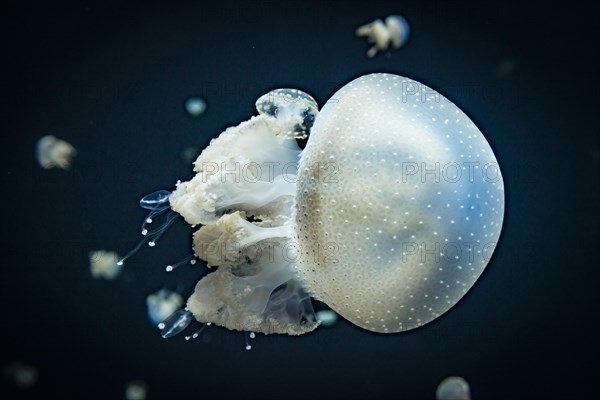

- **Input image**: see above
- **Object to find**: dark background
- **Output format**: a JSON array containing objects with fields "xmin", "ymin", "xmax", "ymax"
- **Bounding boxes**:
[{"xmin": 1, "ymin": 1, "xmax": 598, "ymax": 399}]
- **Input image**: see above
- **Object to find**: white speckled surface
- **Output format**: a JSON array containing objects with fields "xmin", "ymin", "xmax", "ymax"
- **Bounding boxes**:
[{"xmin": 295, "ymin": 73, "xmax": 504, "ymax": 332}]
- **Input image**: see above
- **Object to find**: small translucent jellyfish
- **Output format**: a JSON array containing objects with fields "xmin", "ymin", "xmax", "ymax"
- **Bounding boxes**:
[
  {"xmin": 3, "ymin": 361, "xmax": 38, "ymax": 389},
  {"xmin": 356, "ymin": 15, "xmax": 410, "ymax": 58},
  {"xmin": 36, "ymin": 135, "xmax": 77, "ymax": 169},
  {"xmin": 125, "ymin": 381, "xmax": 148, "ymax": 400},
  {"xmin": 89, "ymin": 250, "xmax": 122, "ymax": 280},
  {"xmin": 436, "ymin": 376, "xmax": 471, "ymax": 400},
  {"xmin": 146, "ymin": 289, "xmax": 184, "ymax": 328},
  {"xmin": 134, "ymin": 73, "xmax": 503, "ymax": 337},
  {"xmin": 185, "ymin": 96, "xmax": 207, "ymax": 117},
  {"xmin": 315, "ymin": 310, "xmax": 338, "ymax": 328}
]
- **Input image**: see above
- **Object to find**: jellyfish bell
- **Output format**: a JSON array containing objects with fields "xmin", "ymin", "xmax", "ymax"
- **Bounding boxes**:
[
  {"xmin": 137, "ymin": 73, "xmax": 504, "ymax": 337},
  {"xmin": 294, "ymin": 73, "xmax": 504, "ymax": 333}
]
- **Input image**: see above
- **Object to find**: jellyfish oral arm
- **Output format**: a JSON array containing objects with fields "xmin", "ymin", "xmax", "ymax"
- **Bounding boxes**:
[
  {"xmin": 168, "ymin": 89, "xmax": 321, "ymax": 335},
  {"xmin": 189, "ymin": 212, "xmax": 316, "ymax": 335},
  {"xmin": 168, "ymin": 117, "xmax": 303, "ymax": 227}
]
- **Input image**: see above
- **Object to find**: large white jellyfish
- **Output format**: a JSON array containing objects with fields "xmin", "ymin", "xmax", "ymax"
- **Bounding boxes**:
[{"xmin": 138, "ymin": 73, "xmax": 503, "ymax": 337}]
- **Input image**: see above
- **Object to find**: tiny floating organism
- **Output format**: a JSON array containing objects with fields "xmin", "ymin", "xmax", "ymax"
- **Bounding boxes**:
[
  {"xmin": 36, "ymin": 135, "xmax": 77, "ymax": 169},
  {"xmin": 185, "ymin": 96, "xmax": 207, "ymax": 117},
  {"xmin": 125, "ymin": 381, "xmax": 148, "ymax": 400},
  {"xmin": 146, "ymin": 289, "xmax": 184, "ymax": 328},
  {"xmin": 436, "ymin": 376, "xmax": 471, "ymax": 400},
  {"xmin": 89, "ymin": 250, "xmax": 121, "ymax": 280},
  {"xmin": 356, "ymin": 15, "xmax": 410, "ymax": 58},
  {"xmin": 125, "ymin": 74, "xmax": 504, "ymax": 338},
  {"xmin": 3, "ymin": 361, "xmax": 38, "ymax": 389}
]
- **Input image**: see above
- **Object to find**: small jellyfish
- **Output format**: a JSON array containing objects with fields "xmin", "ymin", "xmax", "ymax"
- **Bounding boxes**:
[
  {"xmin": 136, "ymin": 74, "xmax": 503, "ymax": 337},
  {"xmin": 36, "ymin": 135, "xmax": 77, "ymax": 169},
  {"xmin": 356, "ymin": 15, "xmax": 410, "ymax": 58},
  {"xmin": 89, "ymin": 250, "xmax": 121, "ymax": 280},
  {"xmin": 146, "ymin": 289, "xmax": 184, "ymax": 328},
  {"xmin": 315, "ymin": 310, "xmax": 338, "ymax": 328},
  {"xmin": 125, "ymin": 381, "xmax": 148, "ymax": 400},
  {"xmin": 185, "ymin": 96, "xmax": 207, "ymax": 117},
  {"xmin": 3, "ymin": 361, "xmax": 38, "ymax": 389},
  {"xmin": 436, "ymin": 376, "xmax": 471, "ymax": 400}
]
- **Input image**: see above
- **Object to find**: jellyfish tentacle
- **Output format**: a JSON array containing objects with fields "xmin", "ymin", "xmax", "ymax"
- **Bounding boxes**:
[
  {"xmin": 184, "ymin": 323, "xmax": 209, "ymax": 341},
  {"xmin": 117, "ymin": 193, "xmax": 179, "ymax": 266},
  {"xmin": 165, "ymin": 253, "xmax": 196, "ymax": 272}
]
